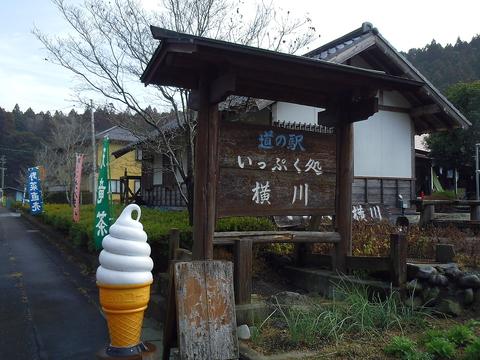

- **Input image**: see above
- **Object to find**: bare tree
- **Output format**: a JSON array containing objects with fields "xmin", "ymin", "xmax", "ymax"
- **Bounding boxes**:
[
  {"xmin": 34, "ymin": 0, "xmax": 318, "ymax": 222},
  {"xmin": 36, "ymin": 114, "xmax": 90, "ymax": 205}
]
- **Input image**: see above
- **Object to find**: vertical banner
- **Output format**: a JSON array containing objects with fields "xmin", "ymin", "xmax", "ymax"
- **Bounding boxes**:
[
  {"xmin": 27, "ymin": 167, "xmax": 43, "ymax": 215},
  {"xmin": 72, "ymin": 153, "xmax": 85, "ymax": 223},
  {"xmin": 94, "ymin": 138, "xmax": 111, "ymax": 250}
]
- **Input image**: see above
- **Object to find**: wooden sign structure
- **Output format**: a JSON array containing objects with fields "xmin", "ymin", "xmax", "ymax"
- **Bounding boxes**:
[
  {"xmin": 175, "ymin": 261, "xmax": 238, "ymax": 360},
  {"xmin": 140, "ymin": 26, "xmax": 423, "ymax": 360},
  {"xmin": 217, "ymin": 122, "xmax": 336, "ymax": 217}
]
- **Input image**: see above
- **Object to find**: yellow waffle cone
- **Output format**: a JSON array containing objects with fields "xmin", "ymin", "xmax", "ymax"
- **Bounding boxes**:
[{"xmin": 98, "ymin": 281, "xmax": 152, "ymax": 348}]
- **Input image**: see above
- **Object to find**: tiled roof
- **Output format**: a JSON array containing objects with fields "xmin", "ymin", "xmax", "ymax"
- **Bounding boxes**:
[
  {"xmin": 305, "ymin": 22, "xmax": 375, "ymax": 61},
  {"xmin": 312, "ymin": 34, "xmax": 368, "ymax": 61},
  {"xmin": 95, "ymin": 126, "xmax": 139, "ymax": 142}
]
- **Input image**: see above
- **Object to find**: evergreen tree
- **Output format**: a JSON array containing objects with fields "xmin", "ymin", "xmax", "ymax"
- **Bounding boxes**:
[{"xmin": 426, "ymin": 81, "xmax": 480, "ymax": 170}]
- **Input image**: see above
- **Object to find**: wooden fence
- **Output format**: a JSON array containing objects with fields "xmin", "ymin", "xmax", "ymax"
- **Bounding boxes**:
[
  {"xmin": 142, "ymin": 184, "xmax": 186, "ymax": 208},
  {"xmin": 168, "ymin": 230, "xmax": 407, "ymax": 305}
]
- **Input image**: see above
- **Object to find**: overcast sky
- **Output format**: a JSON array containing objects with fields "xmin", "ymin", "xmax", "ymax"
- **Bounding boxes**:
[{"xmin": 1, "ymin": 0, "xmax": 479, "ymax": 113}]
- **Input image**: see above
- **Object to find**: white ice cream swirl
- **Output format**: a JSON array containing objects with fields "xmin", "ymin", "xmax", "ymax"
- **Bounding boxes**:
[{"xmin": 96, "ymin": 204, "xmax": 153, "ymax": 285}]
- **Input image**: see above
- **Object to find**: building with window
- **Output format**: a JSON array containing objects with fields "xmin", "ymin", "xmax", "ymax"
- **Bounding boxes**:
[{"xmin": 94, "ymin": 126, "xmax": 142, "ymax": 202}]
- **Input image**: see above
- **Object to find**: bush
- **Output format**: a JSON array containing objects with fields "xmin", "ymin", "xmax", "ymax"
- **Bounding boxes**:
[
  {"xmin": 31, "ymin": 204, "xmax": 276, "ymax": 254},
  {"xmin": 384, "ymin": 336, "xmax": 417, "ymax": 359},
  {"xmin": 424, "ymin": 337, "xmax": 456, "ymax": 359},
  {"xmin": 464, "ymin": 338, "xmax": 480, "ymax": 360},
  {"xmin": 446, "ymin": 325, "xmax": 475, "ymax": 346},
  {"xmin": 421, "ymin": 329, "xmax": 446, "ymax": 345}
]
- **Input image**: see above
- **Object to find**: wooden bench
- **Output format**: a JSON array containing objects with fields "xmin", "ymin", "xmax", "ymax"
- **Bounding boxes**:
[
  {"xmin": 168, "ymin": 230, "xmax": 407, "ymax": 305},
  {"xmin": 411, "ymin": 199, "xmax": 480, "ymax": 227},
  {"xmin": 213, "ymin": 231, "xmax": 340, "ymax": 304}
]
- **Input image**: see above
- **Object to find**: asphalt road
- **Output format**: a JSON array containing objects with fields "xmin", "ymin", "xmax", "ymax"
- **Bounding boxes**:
[{"xmin": 0, "ymin": 207, "xmax": 108, "ymax": 359}]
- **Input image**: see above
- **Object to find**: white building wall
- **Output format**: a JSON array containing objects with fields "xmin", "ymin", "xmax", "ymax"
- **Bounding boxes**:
[
  {"xmin": 354, "ymin": 111, "xmax": 412, "ymax": 178},
  {"xmin": 273, "ymin": 91, "xmax": 413, "ymax": 179},
  {"xmin": 272, "ymin": 102, "xmax": 321, "ymax": 124}
]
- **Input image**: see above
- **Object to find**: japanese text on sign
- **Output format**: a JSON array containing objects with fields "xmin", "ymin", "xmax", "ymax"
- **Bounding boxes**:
[
  {"xmin": 217, "ymin": 121, "xmax": 336, "ymax": 217},
  {"xmin": 27, "ymin": 167, "xmax": 43, "ymax": 215},
  {"xmin": 258, "ymin": 130, "xmax": 305, "ymax": 151}
]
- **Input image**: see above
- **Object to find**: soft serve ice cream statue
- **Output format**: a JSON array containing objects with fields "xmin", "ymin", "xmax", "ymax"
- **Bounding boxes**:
[{"xmin": 96, "ymin": 204, "xmax": 153, "ymax": 356}]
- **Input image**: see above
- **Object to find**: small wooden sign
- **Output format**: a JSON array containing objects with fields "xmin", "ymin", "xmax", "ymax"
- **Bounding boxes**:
[
  {"xmin": 174, "ymin": 261, "xmax": 238, "ymax": 360},
  {"xmin": 217, "ymin": 121, "xmax": 336, "ymax": 217}
]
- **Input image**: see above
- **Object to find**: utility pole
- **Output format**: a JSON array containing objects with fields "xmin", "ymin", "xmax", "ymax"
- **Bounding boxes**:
[
  {"xmin": 91, "ymin": 99, "xmax": 97, "ymax": 204},
  {"xmin": 0, "ymin": 155, "xmax": 6, "ymax": 188},
  {"xmin": 0, "ymin": 155, "xmax": 6, "ymax": 201},
  {"xmin": 476, "ymin": 144, "xmax": 480, "ymax": 200}
]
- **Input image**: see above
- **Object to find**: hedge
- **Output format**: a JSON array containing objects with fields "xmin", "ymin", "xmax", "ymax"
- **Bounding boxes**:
[{"xmin": 34, "ymin": 204, "xmax": 276, "ymax": 253}]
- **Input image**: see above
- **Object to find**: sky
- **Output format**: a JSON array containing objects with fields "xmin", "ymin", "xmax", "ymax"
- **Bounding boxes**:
[{"xmin": 0, "ymin": 0, "xmax": 479, "ymax": 113}]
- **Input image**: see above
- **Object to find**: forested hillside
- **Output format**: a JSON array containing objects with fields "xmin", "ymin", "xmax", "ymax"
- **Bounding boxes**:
[
  {"xmin": 0, "ymin": 105, "xmax": 114, "ymax": 188},
  {"xmin": 405, "ymin": 36, "xmax": 480, "ymax": 91}
]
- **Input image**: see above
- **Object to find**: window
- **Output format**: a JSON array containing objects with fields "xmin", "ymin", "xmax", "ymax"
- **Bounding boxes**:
[
  {"xmin": 135, "ymin": 147, "xmax": 143, "ymax": 161},
  {"xmin": 109, "ymin": 179, "xmax": 120, "ymax": 194}
]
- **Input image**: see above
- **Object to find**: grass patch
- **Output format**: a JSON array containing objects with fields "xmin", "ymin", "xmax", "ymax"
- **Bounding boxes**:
[{"xmin": 252, "ymin": 279, "xmax": 430, "ymax": 354}]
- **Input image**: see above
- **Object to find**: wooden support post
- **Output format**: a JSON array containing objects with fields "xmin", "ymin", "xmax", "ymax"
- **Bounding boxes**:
[
  {"xmin": 335, "ymin": 121, "xmax": 354, "ymax": 272},
  {"xmin": 162, "ymin": 263, "xmax": 178, "ymax": 360},
  {"xmin": 471, "ymin": 205, "xmax": 480, "ymax": 221},
  {"xmin": 395, "ymin": 179, "xmax": 399, "ymax": 204},
  {"xmin": 390, "ymin": 233, "xmax": 407, "ymax": 287},
  {"xmin": 380, "ymin": 178, "xmax": 384, "ymax": 204},
  {"xmin": 364, "ymin": 178, "xmax": 368, "ymax": 203},
  {"xmin": 234, "ymin": 239, "xmax": 253, "ymax": 304},
  {"xmin": 192, "ymin": 78, "xmax": 219, "ymax": 260},
  {"xmin": 294, "ymin": 243, "xmax": 307, "ymax": 266},
  {"xmin": 169, "ymin": 228, "xmax": 180, "ymax": 261},
  {"xmin": 419, "ymin": 203, "xmax": 435, "ymax": 227}
]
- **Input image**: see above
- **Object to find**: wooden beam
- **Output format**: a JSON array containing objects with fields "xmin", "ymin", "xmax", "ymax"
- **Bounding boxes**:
[
  {"xmin": 188, "ymin": 72, "xmax": 237, "ymax": 110},
  {"xmin": 212, "ymin": 231, "xmax": 341, "ymax": 246},
  {"xmin": 192, "ymin": 78, "xmax": 219, "ymax": 260},
  {"xmin": 328, "ymin": 35, "xmax": 376, "ymax": 64},
  {"xmin": 235, "ymin": 77, "xmax": 330, "ymax": 109},
  {"xmin": 318, "ymin": 96, "xmax": 378, "ymax": 126},
  {"xmin": 410, "ymin": 104, "xmax": 441, "ymax": 118},
  {"xmin": 378, "ymin": 104, "xmax": 410, "ymax": 113},
  {"xmin": 350, "ymin": 96, "xmax": 379, "ymax": 121},
  {"xmin": 209, "ymin": 72, "xmax": 236, "ymax": 104}
]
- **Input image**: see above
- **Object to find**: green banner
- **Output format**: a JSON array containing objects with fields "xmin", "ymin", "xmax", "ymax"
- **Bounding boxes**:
[{"xmin": 94, "ymin": 137, "xmax": 111, "ymax": 250}]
